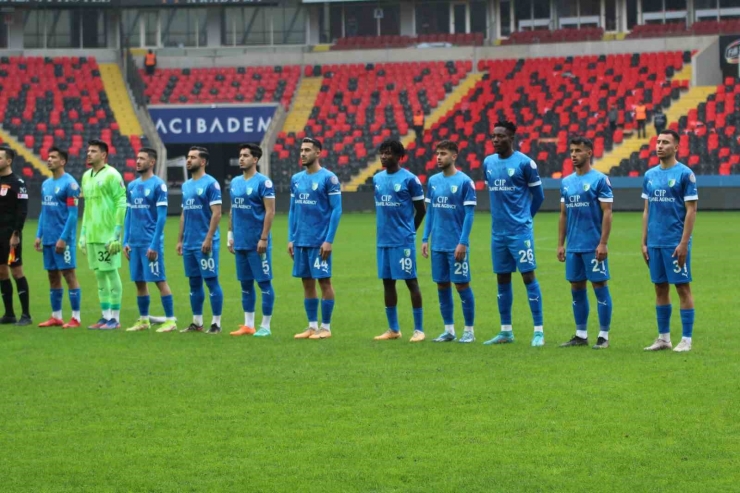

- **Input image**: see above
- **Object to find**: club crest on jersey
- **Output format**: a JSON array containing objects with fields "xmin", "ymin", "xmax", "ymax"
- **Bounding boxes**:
[
  {"xmin": 583, "ymin": 184, "xmax": 591, "ymax": 192},
  {"xmin": 404, "ymin": 249, "xmax": 411, "ymax": 257},
  {"xmin": 260, "ymin": 253, "xmax": 267, "ymax": 260},
  {"xmin": 145, "ymin": 189, "xmax": 151, "ymax": 196},
  {"xmin": 524, "ymin": 240, "xmax": 531, "ymax": 248},
  {"xmin": 394, "ymin": 184, "xmax": 401, "ymax": 192},
  {"xmin": 312, "ymin": 182, "xmax": 319, "ymax": 191},
  {"xmin": 450, "ymin": 185, "xmax": 458, "ymax": 193},
  {"xmin": 507, "ymin": 168, "xmax": 515, "ymax": 177},
  {"xmin": 55, "ymin": 187, "xmax": 60, "ymax": 194},
  {"xmin": 197, "ymin": 188, "xmax": 204, "ymax": 195},
  {"xmin": 247, "ymin": 188, "xmax": 253, "ymax": 196},
  {"xmin": 668, "ymin": 179, "xmax": 676, "ymax": 187}
]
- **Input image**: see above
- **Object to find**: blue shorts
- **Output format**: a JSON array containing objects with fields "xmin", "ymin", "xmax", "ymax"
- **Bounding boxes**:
[
  {"xmin": 491, "ymin": 232, "xmax": 537, "ymax": 274},
  {"xmin": 293, "ymin": 246, "xmax": 331, "ymax": 279},
  {"xmin": 377, "ymin": 246, "xmax": 417, "ymax": 280},
  {"xmin": 43, "ymin": 244, "xmax": 76, "ymax": 271},
  {"xmin": 649, "ymin": 246, "xmax": 692, "ymax": 284},
  {"xmin": 431, "ymin": 250, "xmax": 471, "ymax": 284},
  {"xmin": 236, "ymin": 249, "xmax": 273, "ymax": 282},
  {"xmin": 183, "ymin": 241, "xmax": 220, "ymax": 279},
  {"xmin": 565, "ymin": 252, "xmax": 610, "ymax": 283},
  {"xmin": 129, "ymin": 246, "xmax": 166, "ymax": 283}
]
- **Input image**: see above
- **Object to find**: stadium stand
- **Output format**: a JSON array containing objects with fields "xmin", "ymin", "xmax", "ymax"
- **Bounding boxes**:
[
  {"xmin": 502, "ymin": 27, "xmax": 605, "ymax": 45},
  {"xmin": 332, "ymin": 33, "xmax": 484, "ymax": 50},
  {"xmin": 691, "ymin": 19, "xmax": 740, "ymax": 36},
  {"xmin": 270, "ymin": 60, "xmax": 473, "ymax": 186},
  {"xmin": 0, "ymin": 56, "xmax": 148, "ymax": 184},
  {"xmin": 626, "ymin": 22, "xmax": 689, "ymax": 39},
  {"xmin": 392, "ymin": 51, "xmax": 689, "ymax": 189},
  {"xmin": 141, "ymin": 65, "xmax": 300, "ymax": 108},
  {"xmin": 611, "ymin": 77, "xmax": 740, "ymax": 177}
]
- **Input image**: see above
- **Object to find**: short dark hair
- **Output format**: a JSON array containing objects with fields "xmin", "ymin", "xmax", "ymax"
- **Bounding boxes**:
[
  {"xmin": 139, "ymin": 147, "xmax": 157, "ymax": 161},
  {"xmin": 569, "ymin": 136, "xmax": 594, "ymax": 150},
  {"xmin": 494, "ymin": 120, "xmax": 517, "ymax": 135},
  {"xmin": 49, "ymin": 146, "xmax": 68, "ymax": 163},
  {"xmin": 301, "ymin": 137, "xmax": 323, "ymax": 151},
  {"xmin": 435, "ymin": 140, "xmax": 459, "ymax": 153},
  {"xmin": 88, "ymin": 139, "xmax": 109, "ymax": 155},
  {"xmin": 658, "ymin": 129, "xmax": 681, "ymax": 144},
  {"xmin": 378, "ymin": 139, "xmax": 406, "ymax": 158},
  {"xmin": 189, "ymin": 146, "xmax": 209, "ymax": 164},
  {"xmin": 0, "ymin": 146, "xmax": 16, "ymax": 162},
  {"xmin": 240, "ymin": 143, "xmax": 263, "ymax": 160}
]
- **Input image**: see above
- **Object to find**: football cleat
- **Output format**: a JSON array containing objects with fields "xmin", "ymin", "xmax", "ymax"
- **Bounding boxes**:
[
  {"xmin": 126, "ymin": 318, "xmax": 151, "ymax": 332},
  {"xmin": 99, "ymin": 319, "xmax": 120, "ymax": 330},
  {"xmin": 644, "ymin": 338, "xmax": 672, "ymax": 351},
  {"xmin": 458, "ymin": 331, "xmax": 475, "ymax": 343},
  {"xmin": 38, "ymin": 317, "xmax": 65, "ymax": 328},
  {"xmin": 483, "ymin": 331, "xmax": 515, "ymax": 345},
  {"xmin": 374, "ymin": 329, "xmax": 402, "ymax": 340},
  {"xmin": 155, "ymin": 320, "xmax": 178, "ymax": 333},
  {"xmin": 0, "ymin": 315, "xmax": 17, "ymax": 325},
  {"xmin": 294, "ymin": 328, "xmax": 316, "ymax": 339},
  {"xmin": 63, "ymin": 318, "xmax": 81, "ymax": 329},
  {"xmin": 433, "ymin": 331, "xmax": 456, "ymax": 342},
  {"xmin": 409, "ymin": 330, "xmax": 426, "ymax": 342},
  {"xmin": 560, "ymin": 335, "xmax": 588, "ymax": 347},
  {"xmin": 230, "ymin": 326, "xmax": 255, "ymax": 336},
  {"xmin": 673, "ymin": 339, "xmax": 692, "ymax": 352},
  {"xmin": 88, "ymin": 318, "xmax": 108, "ymax": 330},
  {"xmin": 309, "ymin": 328, "xmax": 332, "ymax": 339},
  {"xmin": 206, "ymin": 324, "xmax": 221, "ymax": 335},
  {"xmin": 180, "ymin": 323, "xmax": 204, "ymax": 333},
  {"xmin": 531, "ymin": 331, "xmax": 545, "ymax": 347},
  {"xmin": 592, "ymin": 337, "xmax": 610, "ymax": 349},
  {"xmin": 14, "ymin": 315, "xmax": 33, "ymax": 327},
  {"xmin": 253, "ymin": 327, "xmax": 271, "ymax": 337}
]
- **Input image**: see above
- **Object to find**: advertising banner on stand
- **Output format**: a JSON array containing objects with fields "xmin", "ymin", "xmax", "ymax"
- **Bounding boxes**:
[{"xmin": 719, "ymin": 35, "xmax": 740, "ymax": 80}]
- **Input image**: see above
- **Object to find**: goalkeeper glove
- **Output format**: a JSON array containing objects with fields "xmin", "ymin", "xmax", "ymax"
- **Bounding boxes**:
[
  {"xmin": 106, "ymin": 225, "xmax": 122, "ymax": 255},
  {"xmin": 78, "ymin": 228, "xmax": 87, "ymax": 255}
]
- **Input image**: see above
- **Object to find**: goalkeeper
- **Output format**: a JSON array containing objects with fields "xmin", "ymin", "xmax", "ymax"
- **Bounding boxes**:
[{"xmin": 79, "ymin": 140, "xmax": 126, "ymax": 330}]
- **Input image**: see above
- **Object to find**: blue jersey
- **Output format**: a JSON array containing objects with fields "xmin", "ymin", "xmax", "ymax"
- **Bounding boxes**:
[
  {"xmin": 374, "ymin": 168, "xmax": 425, "ymax": 248},
  {"xmin": 561, "ymin": 170, "xmax": 613, "ymax": 253},
  {"xmin": 290, "ymin": 168, "xmax": 341, "ymax": 248},
  {"xmin": 181, "ymin": 174, "xmax": 222, "ymax": 250},
  {"xmin": 39, "ymin": 173, "xmax": 79, "ymax": 245},
  {"xmin": 642, "ymin": 163, "xmax": 698, "ymax": 248},
  {"xmin": 230, "ymin": 172, "xmax": 275, "ymax": 250},
  {"xmin": 483, "ymin": 151, "xmax": 542, "ymax": 236},
  {"xmin": 424, "ymin": 171, "xmax": 477, "ymax": 252},
  {"xmin": 126, "ymin": 176, "xmax": 168, "ymax": 248}
]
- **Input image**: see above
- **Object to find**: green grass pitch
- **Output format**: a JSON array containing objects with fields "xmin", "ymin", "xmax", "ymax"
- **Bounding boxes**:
[{"xmin": 1, "ymin": 211, "xmax": 738, "ymax": 493}]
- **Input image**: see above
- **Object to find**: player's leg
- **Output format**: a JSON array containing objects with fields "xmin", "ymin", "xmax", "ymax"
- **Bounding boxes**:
[
  {"xmin": 451, "ymin": 250, "xmax": 474, "ymax": 343},
  {"xmin": 674, "ymin": 282, "xmax": 694, "ymax": 352},
  {"xmin": 561, "ymin": 252, "xmax": 589, "ymax": 347},
  {"xmin": 10, "ymin": 252, "xmax": 32, "ymax": 326},
  {"xmin": 39, "ymin": 268, "xmax": 65, "ymax": 327},
  {"xmin": 645, "ymin": 248, "xmax": 673, "ymax": 350},
  {"xmin": 308, "ymin": 277, "xmax": 333, "ymax": 339},
  {"xmin": 431, "ymin": 251, "xmax": 455, "ymax": 342},
  {"xmin": 181, "ymin": 250, "xmax": 205, "ymax": 332},
  {"xmin": 254, "ymin": 249, "xmax": 275, "ymax": 337},
  {"xmin": 295, "ymin": 277, "xmax": 319, "ymax": 338},
  {"xmin": 61, "ymin": 269, "xmax": 81, "ymax": 328},
  {"xmin": 390, "ymin": 247, "xmax": 423, "ymax": 342},
  {"xmin": 512, "ymin": 232, "xmax": 544, "ymax": 346},
  {"xmin": 201, "ymin": 243, "xmax": 223, "ymax": 334},
  {"xmin": 405, "ymin": 278, "xmax": 424, "ymax": 342},
  {"xmin": 0, "ymin": 263, "xmax": 15, "ymax": 323},
  {"xmin": 587, "ymin": 253, "xmax": 612, "ymax": 349},
  {"xmin": 126, "ymin": 248, "xmax": 151, "ymax": 331},
  {"xmin": 153, "ymin": 280, "xmax": 177, "ymax": 333},
  {"xmin": 375, "ymin": 278, "xmax": 402, "ymax": 340},
  {"xmin": 484, "ymin": 236, "xmax": 515, "ymax": 345},
  {"xmin": 231, "ymin": 250, "xmax": 257, "ymax": 336}
]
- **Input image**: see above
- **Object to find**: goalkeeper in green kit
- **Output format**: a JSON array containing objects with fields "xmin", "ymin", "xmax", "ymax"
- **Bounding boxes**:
[{"xmin": 79, "ymin": 140, "xmax": 126, "ymax": 329}]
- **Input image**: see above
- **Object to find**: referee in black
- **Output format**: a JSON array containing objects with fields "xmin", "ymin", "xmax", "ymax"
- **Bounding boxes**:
[{"xmin": 0, "ymin": 147, "xmax": 32, "ymax": 325}]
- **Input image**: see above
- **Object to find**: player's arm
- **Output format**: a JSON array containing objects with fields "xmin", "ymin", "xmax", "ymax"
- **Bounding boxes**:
[
  {"xmin": 202, "ymin": 204, "xmax": 221, "ymax": 255},
  {"xmin": 106, "ymin": 175, "xmax": 126, "ymax": 255},
  {"xmin": 148, "ymin": 185, "xmax": 168, "ymax": 261},
  {"xmin": 674, "ymin": 200, "xmax": 697, "ymax": 268},
  {"xmin": 641, "ymin": 199, "xmax": 649, "ymax": 265},
  {"xmin": 455, "ymin": 180, "xmax": 477, "ymax": 262},
  {"xmin": 557, "ymin": 201, "xmax": 566, "ymax": 262},
  {"xmin": 410, "ymin": 176, "xmax": 426, "ymax": 231},
  {"xmin": 78, "ymin": 175, "xmax": 87, "ymax": 254},
  {"xmin": 227, "ymin": 208, "xmax": 235, "ymax": 254},
  {"xmin": 421, "ymin": 197, "xmax": 433, "ymax": 258},
  {"xmin": 258, "ymin": 195, "xmax": 276, "ymax": 255},
  {"xmin": 320, "ymin": 191, "xmax": 342, "ymax": 261},
  {"xmin": 287, "ymin": 192, "xmax": 296, "ymax": 258},
  {"xmin": 524, "ymin": 160, "xmax": 544, "ymax": 217},
  {"xmin": 35, "ymin": 210, "xmax": 43, "ymax": 252},
  {"xmin": 10, "ymin": 180, "xmax": 28, "ymax": 248},
  {"xmin": 58, "ymin": 190, "xmax": 79, "ymax": 254},
  {"xmin": 176, "ymin": 210, "xmax": 184, "ymax": 256},
  {"xmin": 413, "ymin": 199, "xmax": 426, "ymax": 231},
  {"xmin": 123, "ymin": 207, "xmax": 132, "ymax": 260},
  {"xmin": 597, "ymin": 201, "xmax": 613, "ymax": 262}
]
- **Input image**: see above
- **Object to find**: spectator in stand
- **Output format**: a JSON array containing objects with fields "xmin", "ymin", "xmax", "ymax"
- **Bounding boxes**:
[
  {"xmin": 145, "ymin": 50, "xmax": 157, "ymax": 76},
  {"xmin": 608, "ymin": 107, "xmax": 619, "ymax": 132},
  {"xmin": 653, "ymin": 107, "xmax": 667, "ymax": 137},
  {"xmin": 413, "ymin": 110, "xmax": 425, "ymax": 144},
  {"xmin": 635, "ymin": 101, "xmax": 647, "ymax": 139}
]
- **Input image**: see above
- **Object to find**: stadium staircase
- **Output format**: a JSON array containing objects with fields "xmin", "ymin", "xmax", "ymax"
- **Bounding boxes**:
[
  {"xmin": 99, "ymin": 64, "xmax": 144, "ymax": 136},
  {"xmin": 344, "ymin": 71, "xmax": 484, "ymax": 191},
  {"xmin": 281, "ymin": 76, "xmax": 323, "ymax": 135},
  {"xmin": 0, "ymin": 127, "xmax": 51, "ymax": 178}
]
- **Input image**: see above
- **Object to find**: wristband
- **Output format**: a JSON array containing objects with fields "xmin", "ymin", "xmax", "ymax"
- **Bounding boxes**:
[{"xmin": 228, "ymin": 231, "xmax": 234, "ymax": 242}]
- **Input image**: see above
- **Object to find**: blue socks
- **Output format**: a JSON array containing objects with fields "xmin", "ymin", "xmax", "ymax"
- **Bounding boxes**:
[
  {"xmin": 385, "ymin": 306, "xmax": 400, "ymax": 332},
  {"xmin": 525, "ymin": 279, "xmax": 544, "ymax": 327},
  {"xmin": 69, "ymin": 288, "xmax": 81, "ymax": 312},
  {"xmin": 594, "ymin": 286, "xmax": 612, "ymax": 332},
  {"xmin": 437, "ymin": 287, "xmax": 454, "ymax": 325},
  {"xmin": 413, "ymin": 307, "xmax": 424, "ymax": 332},
  {"xmin": 241, "ymin": 280, "xmax": 256, "ymax": 313},
  {"xmin": 497, "ymin": 282, "xmax": 513, "ymax": 326},
  {"xmin": 656, "ymin": 304, "xmax": 672, "ymax": 334},
  {"xmin": 321, "ymin": 299, "xmax": 334, "ymax": 326},
  {"xmin": 571, "ymin": 288, "xmax": 589, "ymax": 331},
  {"xmin": 50, "ymin": 288, "xmax": 63, "ymax": 313},
  {"xmin": 257, "ymin": 281, "xmax": 274, "ymax": 317},
  {"xmin": 161, "ymin": 294, "xmax": 174, "ymax": 319},
  {"xmin": 680, "ymin": 308, "xmax": 694, "ymax": 338},
  {"xmin": 204, "ymin": 277, "xmax": 223, "ymax": 316},
  {"xmin": 305, "ymin": 298, "xmax": 319, "ymax": 324},
  {"xmin": 189, "ymin": 277, "xmax": 205, "ymax": 316},
  {"xmin": 458, "ymin": 286, "xmax": 475, "ymax": 327},
  {"xmin": 137, "ymin": 295, "xmax": 150, "ymax": 317}
]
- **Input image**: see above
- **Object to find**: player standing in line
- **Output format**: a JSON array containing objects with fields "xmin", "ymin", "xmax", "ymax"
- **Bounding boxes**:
[
  {"xmin": 288, "ymin": 137, "xmax": 342, "ymax": 340},
  {"xmin": 34, "ymin": 148, "xmax": 82, "ymax": 328},
  {"xmin": 373, "ymin": 139, "xmax": 427, "ymax": 342},
  {"xmin": 79, "ymin": 140, "xmax": 126, "ymax": 330},
  {"xmin": 422, "ymin": 140, "xmax": 477, "ymax": 343},
  {"xmin": 556, "ymin": 137, "xmax": 614, "ymax": 349},
  {"xmin": 0, "ymin": 147, "xmax": 32, "ymax": 326},
  {"xmin": 177, "ymin": 146, "xmax": 223, "ymax": 334},
  {"xmin": 122, "ymin": 148, "xmax": 177, "ymax": 333},
  {"xmin": 482, "ymin": 121, "xmax": 546, "ymax": 346},
  {"xmin": 228, "ymin": 143, "xmax": 276, "ymax": 338},
  {"xmin": 642, "ymin": 130, "xmax": 697, "ymax": 352}
]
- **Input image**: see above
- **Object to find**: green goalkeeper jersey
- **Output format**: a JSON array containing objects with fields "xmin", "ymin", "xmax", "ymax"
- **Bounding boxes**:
[{"xmin": 81, "ymin": 164, "xmax": 126, "ymax": 244}]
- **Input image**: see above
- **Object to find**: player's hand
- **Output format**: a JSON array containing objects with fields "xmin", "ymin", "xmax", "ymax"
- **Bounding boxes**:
[
  {"xmin": 557, "ymin": 246, "xmax": 566, "ymax": 262},
  {"xmin": 257, "ymin": 239, "xmax": 268, "ymax": 255},
  {"xmin": 10, "ymin": 233, "xmax": 19, "ymax": 249},
  {"xmin": 287, "ymin": 242, "xmax": 294, "ymax": 259},
  {"xmin": 106, "ymin": 240, "xmax": 122, "ymax": 255},
  {"xmin": 641, "ymin": 244, "xmax": 650, "ymax": 266},
  {"xmin": 55, "ymin": 239, "xmax": 67, "ymax": 255},
  {"xmin": 201, "ymin": 237, "xmax": 213, "ymax": 255},
  {"xmin": 228, "ymin": 238, "xmax": 235, "ymax": 254},
  {"xmin": 146, "ymin": 248, "xmax": 158, "ymax": 262},
  {"xmin": 596, "ymin": 243, "xmax": 608, "ymax": 262},
  {"xmin": 123, "ymin": 245, "xmax": 131, "ymax": 260},
  {"xmin": 672, "ymin": 241, "xmax": 688, "ymax": 268},
  {"xmin": 78, "ymin": 236, "xmax": 87, "ymax": 255},
  {"xmin": 34, "ymin": 238, "xmax": 42, "ymax": 252},
  {"xmin": 319, "ymin": 242, "xmax": 332, "ymax": 261},
  {"xmin": 421, "ymin": 242, "xmax": 429, "ymax": 259},
  {"xmin": 176, "ymin": 241, "xmax": 183, "ymax": 256},
  {"xmin": 454, "ymin": 244, "xmax": 467, "ymax": 262}
]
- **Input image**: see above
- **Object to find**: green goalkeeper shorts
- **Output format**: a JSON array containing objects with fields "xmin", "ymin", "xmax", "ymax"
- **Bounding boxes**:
[{"xmin": 87, "ymin": 243, "xmax": 122, "ymax": 272}]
